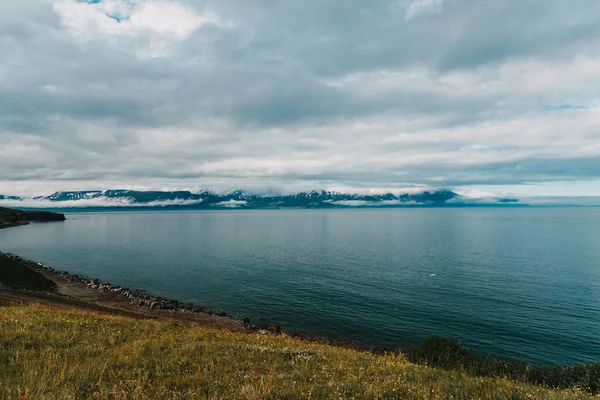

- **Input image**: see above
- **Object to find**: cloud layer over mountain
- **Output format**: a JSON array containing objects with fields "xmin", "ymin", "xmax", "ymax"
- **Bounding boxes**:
[{"xmin": 1, "ymin": 0, "xmax": 599, "ymax": 198}]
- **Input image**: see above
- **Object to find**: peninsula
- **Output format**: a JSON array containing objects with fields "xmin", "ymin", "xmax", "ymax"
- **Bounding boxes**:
[{"xmin": 0, "ymin": 206, "xmax": 66, "ymax": 230}]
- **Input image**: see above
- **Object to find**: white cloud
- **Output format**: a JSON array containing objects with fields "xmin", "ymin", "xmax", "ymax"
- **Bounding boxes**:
[
  {"xmin": 0, "ymin": 179, "xmax": 435, "ymax": 199},
  {"xmin": 0, "ymin": 196, "xmax": 204, "ymax": 208},
  {"xmin": 405, "ymin": 0, "xmax": 446, "ymax": 20},
  {"xmin": 456, "ymin": 180, "xmax": 600, "ymax": 199},
  {"xmin": 328, "ymin": 200, "xmax": 369, "ymax": 207},
  {"xmin": 213, "ymin": 200, "xmax": 247, "ymax": 208},
  {"xmin": 1, "ymin": 102, "xmax": 598, "ymax": 197},
  {"xmin": 326, "ymin": 57, "xmax": 600, "ymax": 107},
  {"xmin": 53, "ymin": 0, "xmax": 225, "ymax": 56}
]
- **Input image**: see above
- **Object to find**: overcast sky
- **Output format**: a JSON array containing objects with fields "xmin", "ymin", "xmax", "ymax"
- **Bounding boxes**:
[{"xmin": 1, "ymin": 0, "xmax": 599, "ymax": 198}]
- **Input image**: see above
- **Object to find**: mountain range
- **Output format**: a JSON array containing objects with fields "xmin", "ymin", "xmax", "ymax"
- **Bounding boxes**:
[{"xmin": 0, "ymin": 189, "xmax": 526, "ymax": 209}]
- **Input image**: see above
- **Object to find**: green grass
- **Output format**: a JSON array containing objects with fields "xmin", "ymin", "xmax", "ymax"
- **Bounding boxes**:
[
  {"xmin": 0, "ymin": 256, "xmax": 56, "ymax": 292},
  {"xmin": 1, "ymin": 304, "xmax": 596, "ymax": 399},
  {"xmin": 405, "ymin": 336, "xmax": 600, "ymax": 395}
]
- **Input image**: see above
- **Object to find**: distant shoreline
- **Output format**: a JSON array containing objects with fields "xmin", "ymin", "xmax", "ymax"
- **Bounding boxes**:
[
  {"xmin": 9, "ymin": 203, "xmax": 533, "ymax": 213},
  {"xmin": 0, "ymin": 221, "xmax": 29, "ymax": 230},
  {"xmin": 0, "ymin": 207, "xmax": 66, "ymax": 230}
]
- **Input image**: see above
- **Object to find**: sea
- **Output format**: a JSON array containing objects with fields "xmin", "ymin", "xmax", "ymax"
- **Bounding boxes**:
[{"xmin": 1, "ymin": 207, "xmax": 599, "ymax": 365}]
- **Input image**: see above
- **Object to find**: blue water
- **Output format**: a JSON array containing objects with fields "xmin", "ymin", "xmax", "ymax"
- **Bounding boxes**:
[{"xmin": 1, "ymin": 208, "xmax": 599, "ymax": 365}]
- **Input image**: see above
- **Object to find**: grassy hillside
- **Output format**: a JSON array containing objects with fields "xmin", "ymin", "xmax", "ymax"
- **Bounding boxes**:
[
  {"xmin": 0, "ymin": 303, "xmax": 595, "ymax": 400},
  {"xmin": 0, "ymin": 255, "xmax": 57, "ymax": 292}
]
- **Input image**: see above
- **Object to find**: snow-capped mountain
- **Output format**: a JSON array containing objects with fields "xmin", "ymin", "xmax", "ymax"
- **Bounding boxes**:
[{"xmin": 0, "ymin": 189, "xmax": 464, "ymax": 209}]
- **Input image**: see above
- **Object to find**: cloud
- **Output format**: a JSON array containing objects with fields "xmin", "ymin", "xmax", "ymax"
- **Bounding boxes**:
[
  {"xmin": 214, "ymin": 200, "xmax": 247, "ymax": 208},
  {"xmin": 405, "ymin": 0, "xmax": 446, "ymax": 20},
  {"xmin": 327, "ymin": 200, "xmax": 369, "ymax": 207},
  {"xmin": 1, "ymin": 0, "xmax": 600, "ymax": 198},
  {"xmin": 53, "ymin": 0, "xmax": 226, "ymax": 56},
  {"xmin": 0, "ymin": 196, "xmax": 204, "ymax": 208}
]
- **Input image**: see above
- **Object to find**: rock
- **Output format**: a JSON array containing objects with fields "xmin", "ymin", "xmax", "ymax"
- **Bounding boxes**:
[{"xmin": 165, "ymin": 301, "xmax": 179, "ymax": 309}]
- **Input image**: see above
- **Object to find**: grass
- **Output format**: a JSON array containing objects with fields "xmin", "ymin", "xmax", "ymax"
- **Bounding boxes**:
[
  {"xmin": 1, "ymin": 303, "xmax": 596, "ymax": 399},
  {"xmin": 0, "ymin": 256, "xmax": 56, "ymax": 292},
  {"xmin": 405, "ymin": 336, "xmax": 600, "ymax": 395}
]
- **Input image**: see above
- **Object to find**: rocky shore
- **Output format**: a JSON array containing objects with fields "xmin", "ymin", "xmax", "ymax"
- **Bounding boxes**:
[
  {"xmin": 0, "ymin": 251, "xmax": 288, "ymax": 334},
  {"xmin": 1, "ymin": 253, "xmax": 204, "ymax": 312},
  {"xmin": 0, "ymin": 252, "xmax": 245, "ymax": 320}
]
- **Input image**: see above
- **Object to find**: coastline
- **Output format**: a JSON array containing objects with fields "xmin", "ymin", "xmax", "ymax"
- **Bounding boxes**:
[
  {"xmin": 2, "ymin": 219, "xmax": 600, "ymax": 396},
  {"xmin": 0, "ymin": 211, "xmax": 364, "ymax": 348},
  {"xmin": 0, "ymin": 210, "xmax": 253, "ymax": 333},
  {"xmin": 0, "ymin": 251, "xmax": 299, "ymax": 337},
  {"xmin": 0, "ymin": 226, "xmax": 370, "ymax": 350},
  {"xmin": 0, "ymin": 215, "xmax": 597, "ymax": 356},
  {"xmin": 0, "ymin": 213, "xmax": 345, "ymax": 344},
  {"xmin": 0, "ymin": 221, "xmax": 29, "ymax": 230},
  {"xmin": 0, "ymin": 251, "xmax": 256, "ymax": 333},
  {"xmin": 0, "ymin": 209, "xmax": 258, "ymax": 331},
  {"xmin": 0, "ymin": 249, "xmax": 369, "ymax": 353}
]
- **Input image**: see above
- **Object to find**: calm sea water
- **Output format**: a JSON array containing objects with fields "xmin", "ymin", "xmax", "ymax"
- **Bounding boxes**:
[{"xmin": 1, "ymin": 208, "xmax": 599, "ymax": 365}]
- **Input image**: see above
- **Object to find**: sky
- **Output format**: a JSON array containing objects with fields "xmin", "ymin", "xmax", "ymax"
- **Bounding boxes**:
[{"xmin": 1, "ymin": 0, "xmax": 600, "ymax": 199}]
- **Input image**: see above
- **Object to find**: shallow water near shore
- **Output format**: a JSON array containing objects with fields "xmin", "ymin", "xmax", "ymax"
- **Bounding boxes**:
[{"xmin": 1, "ymin": 208, "xmax": 599, "ymax": 365}]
